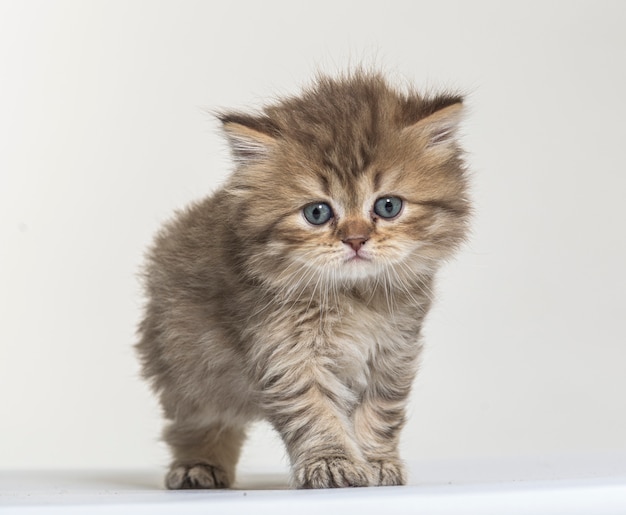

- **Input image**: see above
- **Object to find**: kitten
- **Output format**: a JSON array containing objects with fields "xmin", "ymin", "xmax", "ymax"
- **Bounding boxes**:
[{"xmin": 136, "ymin": 71, "xmax": 470, "ymax": 489}]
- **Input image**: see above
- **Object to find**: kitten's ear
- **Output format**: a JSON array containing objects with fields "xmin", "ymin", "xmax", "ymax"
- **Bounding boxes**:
[
  {"xmin": 403, "ymin": 100, "xmax": 464, "ymax": 152},
  {"xmin": 218, "ymin": 113, "xmax": 279, "ymax": 165}
]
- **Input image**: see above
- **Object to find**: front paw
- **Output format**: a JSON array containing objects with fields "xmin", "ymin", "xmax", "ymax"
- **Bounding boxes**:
[
  {"xmin": 294, "ymin": 456, "xmax": 374, "ymax": 488},
  {"xmin": 165, "ymin": 461, "xmax": 231, "ymax": 489},
  {"xmin": 370, "ymin": 458, "xmax": 406, "ymax": 486}
]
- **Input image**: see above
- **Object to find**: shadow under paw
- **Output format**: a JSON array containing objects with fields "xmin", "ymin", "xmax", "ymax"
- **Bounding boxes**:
[
  {"xmin": 166, "ymin": 462, "xmax": 230, "ymax": 490},
  {"xmin": 296, "ymin": 456, "xmax": 373, "ymax": 489}
]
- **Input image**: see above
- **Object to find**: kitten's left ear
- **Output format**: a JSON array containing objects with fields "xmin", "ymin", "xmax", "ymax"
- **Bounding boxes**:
[
  {"xmin": 404, "ymin": 101, "xmax": 464, "ymax": 152},
  {"xmin": 218, "ymin": 113, "xmax": 279, "ymax": 165}
]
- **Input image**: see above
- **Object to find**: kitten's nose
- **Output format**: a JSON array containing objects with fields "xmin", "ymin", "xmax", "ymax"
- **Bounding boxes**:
[{"xmin": 342, "ymin": 236, "xmax": 369, "ymax": 252}]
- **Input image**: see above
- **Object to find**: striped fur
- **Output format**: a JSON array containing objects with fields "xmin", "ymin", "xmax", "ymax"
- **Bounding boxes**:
[{"xmin": 136, "ymin": 72, "xmax": 470, "ymax": 489}]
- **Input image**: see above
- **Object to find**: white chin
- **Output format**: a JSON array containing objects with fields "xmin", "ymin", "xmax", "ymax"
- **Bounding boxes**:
[{"xmin": 339, "ymin": 259, "xmax": 377, "ymax": 281}]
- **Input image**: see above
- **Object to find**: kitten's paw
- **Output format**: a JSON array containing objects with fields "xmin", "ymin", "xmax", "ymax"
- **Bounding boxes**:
[
  {"xmin": 370, "ymin": 459, "xmax": 406, "ymax": 486},
  {"xmin": 295, "ymin": 457, "xmax": 374, "ymax": 488},
  {"xmin": 165, "ymin": 461, "xmax": 230, "ymax": 489}
]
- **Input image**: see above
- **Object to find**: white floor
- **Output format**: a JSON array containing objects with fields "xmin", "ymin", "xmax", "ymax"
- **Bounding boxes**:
[{"xmin": 2, "ymin": 454, "xmax": 626, "ymax": 515}]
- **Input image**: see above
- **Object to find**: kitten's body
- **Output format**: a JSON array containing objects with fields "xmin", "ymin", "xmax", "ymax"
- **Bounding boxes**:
[{"xmin": 137, "ymin": 72, "xmax": 470, "ymax": 489}]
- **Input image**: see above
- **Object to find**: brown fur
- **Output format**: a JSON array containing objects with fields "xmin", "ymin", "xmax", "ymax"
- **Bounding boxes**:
[{"xmin": 136, "ymin": 71, "xmax": 470, "ymax": 489}]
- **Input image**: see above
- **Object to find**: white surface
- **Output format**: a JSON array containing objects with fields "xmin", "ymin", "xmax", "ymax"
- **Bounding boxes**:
[
  {"xmin": 2, "ymin": 456, "xmax": 626, "ymax": 514},
  {"xmin": 1, "ymin": 0, "xmax": 626, "ymax": 472}
]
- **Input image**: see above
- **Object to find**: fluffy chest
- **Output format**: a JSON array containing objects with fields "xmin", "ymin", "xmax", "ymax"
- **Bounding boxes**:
[
  {"xmin": 321, "ymin": 300, "xmax": 421, "ymax": 394},
  {"xmin": 244, "ymin": 291, "xmax": 425, "ymax": 400}
]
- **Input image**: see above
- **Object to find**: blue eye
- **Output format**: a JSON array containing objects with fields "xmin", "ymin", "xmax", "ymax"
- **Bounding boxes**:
[
  {"xmin": 374, "ymin": 197, "xmax": 403, "ymax": 218},
  {"xmin": 303, "ymin": 202, "xmax": 333, "ymax": 225}
]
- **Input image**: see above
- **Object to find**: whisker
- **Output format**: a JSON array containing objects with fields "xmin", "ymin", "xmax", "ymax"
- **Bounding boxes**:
[{"xmin": 394, "ymin": 260, "xmax": 435, "ymax": 306}]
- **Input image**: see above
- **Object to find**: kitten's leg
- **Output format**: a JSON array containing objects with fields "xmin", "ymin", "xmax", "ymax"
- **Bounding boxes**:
[
  {"xmin": 353, "ymin": 392, "xmax": 409, "ymax": 486},
  {"xmin": 262, "ymin": 369, "xmax": 375, "ymax": 488},
  {"xmin": 163, "ymin": 421, "xmax": 246, "ymax": 489}
]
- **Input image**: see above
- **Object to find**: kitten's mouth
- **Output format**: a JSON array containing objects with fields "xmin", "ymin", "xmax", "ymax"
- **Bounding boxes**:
[{"xmin": 344, "ymin": 254, "xmax": 371, "ymax": 263}]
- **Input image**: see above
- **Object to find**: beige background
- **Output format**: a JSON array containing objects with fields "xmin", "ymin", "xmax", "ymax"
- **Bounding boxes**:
[{"xmin": 1, "ymin": 0, "xmax": 625, "ymax": 472}]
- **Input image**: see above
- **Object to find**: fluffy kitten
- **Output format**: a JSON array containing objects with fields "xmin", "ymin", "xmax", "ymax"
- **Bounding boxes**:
[{"xmin": 136, "ymin": 72, "xmax": 470, "ymax": 489}]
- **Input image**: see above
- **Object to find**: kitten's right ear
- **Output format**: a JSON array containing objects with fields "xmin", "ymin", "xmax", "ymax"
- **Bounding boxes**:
[{"xmin": 218, "ymin": 113, "xmax": 279, "ymax": 165}]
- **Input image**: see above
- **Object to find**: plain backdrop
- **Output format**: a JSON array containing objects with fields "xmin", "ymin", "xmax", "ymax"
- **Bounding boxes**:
[{"xmin": 1, "ymin": 0, "xmax": 625, "ymax": 474}]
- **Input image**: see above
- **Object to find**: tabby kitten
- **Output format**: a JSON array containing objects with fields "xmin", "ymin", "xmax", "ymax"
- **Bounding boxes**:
[{"xmin": 137, "ymin": 72, "xmax": 470, "ymax": 489}]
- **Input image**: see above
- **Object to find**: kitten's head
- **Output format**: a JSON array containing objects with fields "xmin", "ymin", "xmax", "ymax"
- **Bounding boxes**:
[{"xmin": 219, "ymin": 72, "xmax": 470, "ymax": 294}]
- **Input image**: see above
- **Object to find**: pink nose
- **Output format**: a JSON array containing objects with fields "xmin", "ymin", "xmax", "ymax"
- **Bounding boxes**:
[{"xmin": 342, "ymin": 236, "xmax": 369, "ymax": 252}]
